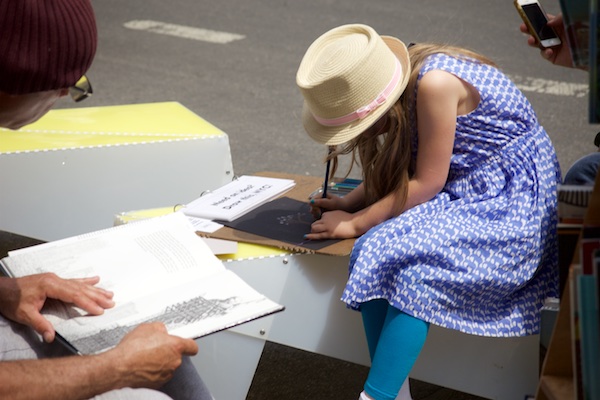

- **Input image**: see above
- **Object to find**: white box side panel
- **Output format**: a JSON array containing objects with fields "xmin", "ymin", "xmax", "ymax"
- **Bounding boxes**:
[{"xmin": 0, "ymin": 136, "xmax": 233, "ymax": 240}]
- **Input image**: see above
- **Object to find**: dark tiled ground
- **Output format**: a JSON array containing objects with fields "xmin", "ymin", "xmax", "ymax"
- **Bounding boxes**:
[{"xmin": 247, "ymin": 341, "xmax": 487, "ymax": 400}]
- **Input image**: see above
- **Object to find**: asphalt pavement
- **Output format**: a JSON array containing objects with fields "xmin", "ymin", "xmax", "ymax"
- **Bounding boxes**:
[{"xmin": 61, "ymin": 0, "xmax": 597, "ymax": 180}]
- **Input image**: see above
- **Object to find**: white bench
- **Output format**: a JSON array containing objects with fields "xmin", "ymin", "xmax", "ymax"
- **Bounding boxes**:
[{"xmin": 191, "ymin": 248, "xmax": 539, "ymax": 400}]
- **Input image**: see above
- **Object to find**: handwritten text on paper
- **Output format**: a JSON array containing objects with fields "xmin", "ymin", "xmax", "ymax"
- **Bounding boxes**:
[{"xmin": 211, "ymin": 184, "xmax": 274, "ymax": 209}]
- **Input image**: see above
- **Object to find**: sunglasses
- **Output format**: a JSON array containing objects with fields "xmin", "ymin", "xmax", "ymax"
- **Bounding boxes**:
[{"xmin": 69, "ymin": 75, "xmax": 93, "ymax": 102}]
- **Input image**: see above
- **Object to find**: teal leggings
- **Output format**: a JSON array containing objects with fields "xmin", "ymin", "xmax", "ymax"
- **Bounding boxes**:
[{"xmin": 361, "ymin": 299, "xmax": 430, "ymax": 400}]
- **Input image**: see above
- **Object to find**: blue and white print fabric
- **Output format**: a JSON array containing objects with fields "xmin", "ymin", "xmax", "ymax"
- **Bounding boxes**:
[{"xmin": 341, "ymin": 53, "xmax": 561, "ymax": 337}]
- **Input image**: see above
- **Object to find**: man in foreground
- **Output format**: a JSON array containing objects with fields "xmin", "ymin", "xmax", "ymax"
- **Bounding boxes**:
[{"xmin": 0, "ymin": 0, "xmax": 212, "ymax": 398}]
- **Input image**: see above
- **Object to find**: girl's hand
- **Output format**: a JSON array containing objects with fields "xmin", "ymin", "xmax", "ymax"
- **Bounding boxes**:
[
  {"xmin": 305, "ymin": 210, "xmax": 360, "ymax": 239},
  {"xmin": 309, "ymin": 193, "xmax": 345, "ymax": 219}
]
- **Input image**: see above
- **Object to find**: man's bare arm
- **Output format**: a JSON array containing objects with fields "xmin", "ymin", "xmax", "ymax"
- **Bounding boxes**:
[{"xmin": 0, "ymin": 322, "xmax": 198, "ymax": 400}]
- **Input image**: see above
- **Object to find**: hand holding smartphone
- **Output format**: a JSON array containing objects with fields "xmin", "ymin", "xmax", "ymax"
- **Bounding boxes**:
[{"xmin": 514, "ymin": 0, "xmax": 561, "ymax": 48}]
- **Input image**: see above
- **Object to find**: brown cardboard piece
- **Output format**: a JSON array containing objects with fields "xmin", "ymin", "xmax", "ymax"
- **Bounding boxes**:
[{"xmin": 201, "ymin": 171, "xmax": 355, "ymax": 256}]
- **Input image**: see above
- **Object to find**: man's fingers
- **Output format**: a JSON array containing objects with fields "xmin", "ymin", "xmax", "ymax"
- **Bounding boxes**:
[
  {"xmin": 71, "ymin": 277, "xmax": 114, "ymax": 300},
  {"xmin": 26, "ymin": 309, "xmax": 55, "ymax": 343},
  {"xmin": 152, "ymin": 321, "xmax": 168, "ymax": 333},
  {"xmin": 541, "ymin": 48, "xmax": 552, "ymax": 60},
  {"xmin": 45, "ymin": 275, "xmax": 115, "ymax": 315},
  {"xmin": 519, "ymin": 23, "xmax": 529, "ymax": 34},
  {"xmin": 179, "ymin": 338, "xmax": 199, "ymax": 356},
  {"xmin": 74, "ymin": 276, "xmax": 101, "ymax": 286},
  {"xmin": 134, "ymin": 322, "xmax": 198, "ymax": 356}
]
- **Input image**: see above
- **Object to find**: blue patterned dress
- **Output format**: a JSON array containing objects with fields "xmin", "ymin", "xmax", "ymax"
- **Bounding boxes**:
[{"xmin": 341, "ymin": 53, "xmax": 561, "ymax": 337}]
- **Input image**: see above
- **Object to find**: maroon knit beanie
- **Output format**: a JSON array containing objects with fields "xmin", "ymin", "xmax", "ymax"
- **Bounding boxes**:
[{"xmin": 0, "ymin": 0, "xmax": 97, "ymax": 95}]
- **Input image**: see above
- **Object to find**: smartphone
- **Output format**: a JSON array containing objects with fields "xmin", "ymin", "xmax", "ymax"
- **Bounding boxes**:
[{"xmin": 514, "ymin": 0, "xmax": 561, "ymax": 48}]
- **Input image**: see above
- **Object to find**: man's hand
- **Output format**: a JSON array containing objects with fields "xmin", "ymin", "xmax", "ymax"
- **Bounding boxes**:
[
  {"xmin": 0, "ymin": 322, "xmax": 198, "ymax": 400},
  {"xmin": 107, "ymin": 322, "xmax": 199, "ymax": 389},
  {"xmin": 520, "ymin": 13, "xmax": 582, "ymax": 69},
  {"xmin": 0, "ymin": 273, "xmax": 114, "ymax": 343}
]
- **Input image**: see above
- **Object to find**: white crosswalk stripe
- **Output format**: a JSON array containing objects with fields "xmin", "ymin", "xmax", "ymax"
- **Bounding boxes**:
[
  {"xmin": 509, "ymin": 74, "xmax": 588, "ymax": 97},
  {"xmin": 124, "ymin": 20, "xmax": 245, "ymax": 44}
]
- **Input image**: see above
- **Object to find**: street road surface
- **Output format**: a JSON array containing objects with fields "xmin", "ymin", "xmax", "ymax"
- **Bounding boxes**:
[{"xmin": 60, "ymin": 0, "xmax": 596, "ymax": 181}]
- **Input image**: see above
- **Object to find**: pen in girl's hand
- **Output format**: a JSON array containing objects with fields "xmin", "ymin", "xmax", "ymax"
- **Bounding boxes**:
[
  {"xmin": 322, "ymin": 158, "xmax": 331, "ymax": 199},
  {"xmin": 315, "ymin": 158, "xmax": 332, "ymax": 219}
]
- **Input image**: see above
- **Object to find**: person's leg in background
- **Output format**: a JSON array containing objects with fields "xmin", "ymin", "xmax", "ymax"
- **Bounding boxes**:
[
  {"xmin": 360, "ymin": 300, "xmax": 429, "ymax": 400},
  {"xmin": 160, "ymin": 356, "xmax": 214, "ymax": 400},
  {"xmin": 563, "ymin": 152, "xmax": 600, "ymax": 185},
  {"xmin": 563, "ymin": 132, "xmax": 600, "ymax": 185}
]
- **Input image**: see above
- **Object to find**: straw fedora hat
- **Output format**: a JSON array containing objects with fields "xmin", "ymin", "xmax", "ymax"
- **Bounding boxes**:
[{"xmin": 297, "ymin": 24, "xmax": 411, "ymax": 146}]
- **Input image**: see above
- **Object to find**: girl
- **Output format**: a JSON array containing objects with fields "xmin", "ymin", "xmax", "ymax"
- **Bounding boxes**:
[{"xmin": 296, "ymin": 24, "xmax": 560, "ymax": 400}]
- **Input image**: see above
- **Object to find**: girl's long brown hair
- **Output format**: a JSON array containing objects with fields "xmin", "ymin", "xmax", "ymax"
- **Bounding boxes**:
[{"xmin": 327, "ymin": 43, "xmax": 496, "ymax": 209}]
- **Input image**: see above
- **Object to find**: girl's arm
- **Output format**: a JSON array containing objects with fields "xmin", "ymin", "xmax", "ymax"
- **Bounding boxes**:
[
  {"xmin": 403, "ymin": 69, "xmax": 464, "ymax": 209},
  {"xmin": 308, "ymin": 70, "xmax": 469, "ymax": 239}
]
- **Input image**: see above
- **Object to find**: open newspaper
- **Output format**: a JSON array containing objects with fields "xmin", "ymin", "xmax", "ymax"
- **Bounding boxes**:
[{"xmin": 0, "ymin": 213, "xmax": 284, "ymax": 355}]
